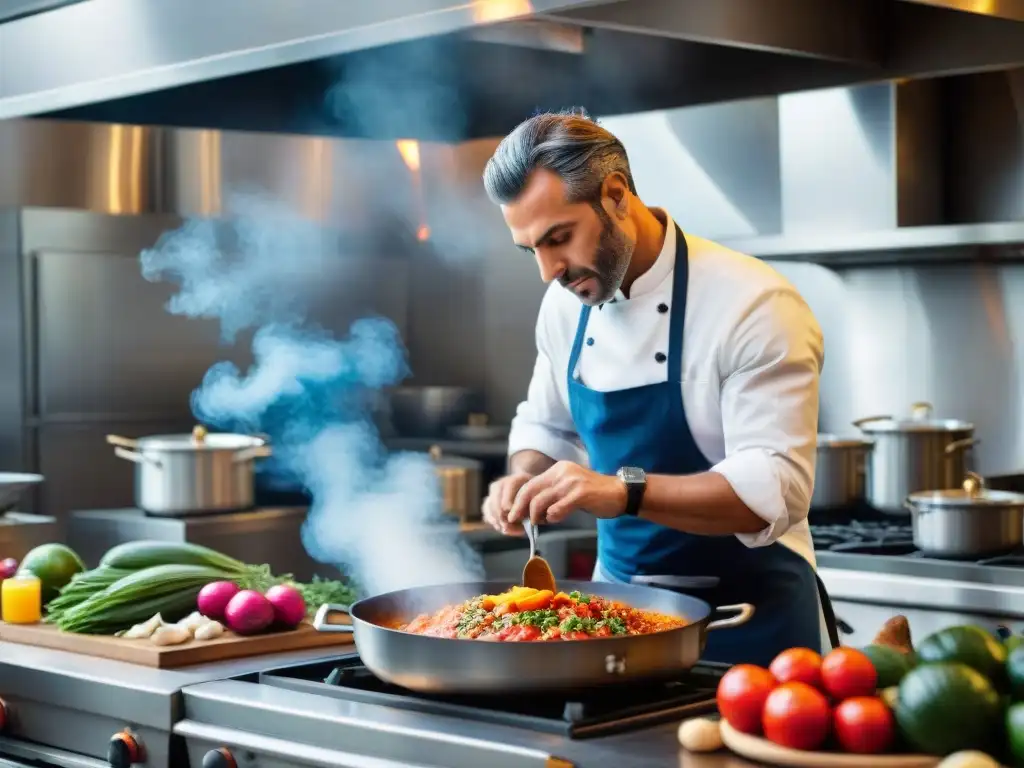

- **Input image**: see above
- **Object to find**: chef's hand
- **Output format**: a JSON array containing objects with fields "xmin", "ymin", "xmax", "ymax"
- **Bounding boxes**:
[
  {"xmin": 481, "ymin": 473, "xmax": 532, "ymax": 536},
  {"xmin": 507, "ymin": 461, "xmax": 627, "ymax": 526}
]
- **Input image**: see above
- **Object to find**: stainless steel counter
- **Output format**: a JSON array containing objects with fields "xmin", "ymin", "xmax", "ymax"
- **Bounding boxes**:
[
  {"xmin": 0, "ymin": 642, "xmax": 352, "ymax": 767},
  {"xmin": 0, "ymin": 641, "xmax": 771, "ymax": 768}
]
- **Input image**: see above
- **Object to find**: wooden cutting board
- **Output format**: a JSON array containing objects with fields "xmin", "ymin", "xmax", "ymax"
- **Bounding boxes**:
[
  {"xmin": 0, "ymin": 616, "xmax": 354, "ymax": 668},
  {"xmin": 719, "ymin": 720, "xmax": 940, "ymax": 767}
]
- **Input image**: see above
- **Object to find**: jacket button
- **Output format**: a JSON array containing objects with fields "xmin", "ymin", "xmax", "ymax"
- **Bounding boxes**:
[
  {"xmin": 586, "ymin": 337, "xmax": 595, "ymax": 346},
  {"xmin": 654, "ymin": 352, "xmax": 667, "ymax": 363},
  {"xmin": 657, "ymin": 303, "xmax": 669, "ymax": 313}
]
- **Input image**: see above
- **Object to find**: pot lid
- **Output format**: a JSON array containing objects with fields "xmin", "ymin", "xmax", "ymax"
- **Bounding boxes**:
[
  {"xmin": 853, "ymin": 401, "xmax": 973, "ymax": 433},
  {"xmin": 817, "ymin": 434, "xmax": 873, "ymax": 448},
  {"xmin": 908, "ymin": 472, "xmax": 1024, "ymax": 507},
  {"xmin": 136, "ymin": 427, "xmax": 265, "ymax": 451}
]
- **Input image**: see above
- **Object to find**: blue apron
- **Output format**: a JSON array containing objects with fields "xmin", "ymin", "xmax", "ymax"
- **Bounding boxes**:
[{"xmin": 567, "ymin": 225, "xmax": 836, "ymax": 667}]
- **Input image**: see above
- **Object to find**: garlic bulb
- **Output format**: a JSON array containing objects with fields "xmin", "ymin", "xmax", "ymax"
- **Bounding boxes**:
[{"xmin": 678, "ymin": 718, "xmax": 723, "ymax": 752}]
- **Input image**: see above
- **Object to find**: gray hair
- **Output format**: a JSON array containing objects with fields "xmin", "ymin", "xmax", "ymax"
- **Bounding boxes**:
[{"xmin": 482, "ymin": 109, "xmax": 637, "ymax": 206}]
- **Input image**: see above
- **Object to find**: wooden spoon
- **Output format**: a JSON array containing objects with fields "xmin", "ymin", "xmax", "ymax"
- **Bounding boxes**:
[{"xmin": 522, "ymin": 521, "xmax": 557, "ymax": 593}]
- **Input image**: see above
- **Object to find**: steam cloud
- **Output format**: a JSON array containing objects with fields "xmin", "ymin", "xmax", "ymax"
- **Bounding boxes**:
[{"xmin": 141, "ymin": 194, "xmax": 483, "ymax": 596}]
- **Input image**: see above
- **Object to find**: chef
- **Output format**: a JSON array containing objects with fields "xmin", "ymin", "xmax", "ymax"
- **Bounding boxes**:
[{"xmin": 479, "ymin": 111, "xmax": 838, "ymax": 665}]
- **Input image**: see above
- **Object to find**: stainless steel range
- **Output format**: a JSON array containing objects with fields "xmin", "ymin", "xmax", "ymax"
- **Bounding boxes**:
[
  {"xmin": 0, "ymin": 641, "xmax": 718, "ymax": 768},
  {"xmin": 811, "ymin": 509, "xmax": 1024, "ymax": 645},
  {"xmin": 259, "ymin": 654, "xmax": 723, "ymax": 739}
]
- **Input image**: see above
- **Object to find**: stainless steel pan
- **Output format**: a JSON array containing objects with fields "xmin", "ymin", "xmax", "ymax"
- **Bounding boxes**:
[{"xmin": 313, "ymin": 578, "xmax": 753, "ymax": 694}]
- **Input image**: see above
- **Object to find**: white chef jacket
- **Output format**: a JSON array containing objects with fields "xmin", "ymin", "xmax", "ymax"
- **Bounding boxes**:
[{"xmin": 507, "ymin": 212, "xmax": 823, "ymax": 570}]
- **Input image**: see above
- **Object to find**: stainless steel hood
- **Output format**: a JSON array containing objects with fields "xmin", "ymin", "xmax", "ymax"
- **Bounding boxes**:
[{"xmin": 5, "ymin": 0, "xmax": 1024, "ymax": 140}]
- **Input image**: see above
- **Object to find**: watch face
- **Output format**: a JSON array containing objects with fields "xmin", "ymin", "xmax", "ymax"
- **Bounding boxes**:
[{"xmin": 619, "ymin": 466, "xmax": 645, "ymax": 485}]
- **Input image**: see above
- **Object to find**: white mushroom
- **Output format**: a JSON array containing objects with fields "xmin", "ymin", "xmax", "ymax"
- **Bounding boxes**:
[
  {"xmin": 194, "ymin": 620, "xmax": 225, "ymax": 641},
  {"xmin": 150, "ymin": 624, "xmax": 191, "ymax": 646},
  {"xmin": 120, "ymin": 613, "xmax": 164, "ymax": 639},
  {"xmin": 677, "ymin": 718, "xmax": 723, "ymax": 752}
]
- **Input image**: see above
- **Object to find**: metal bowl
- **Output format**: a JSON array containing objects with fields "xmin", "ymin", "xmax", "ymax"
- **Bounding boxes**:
[{"xmin": 389, "ymin": 387, "xmax": 481, "ymax": 438}]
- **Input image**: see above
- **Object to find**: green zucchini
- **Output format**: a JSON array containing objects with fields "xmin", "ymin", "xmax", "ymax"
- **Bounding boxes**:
[
  {"xmin": 895, "ymin": 662, "xmax": 1002, "ymax": 756},
  {"xmin": 99, "ymin": 541, "xmax": 247, "ymax": 574}
]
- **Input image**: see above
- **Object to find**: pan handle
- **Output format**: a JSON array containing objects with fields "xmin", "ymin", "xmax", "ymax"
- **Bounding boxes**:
[
  {"xmin": 706, "ymin": 603, "xmax": 755, "ymax": 632},
  {"xmin": 312, "ymin": 603, "xmax": 355, "ymax": 634},
  {"xmin": 113, "ymin": 447, "xmax": 162, "ymax": 469},
  {"xmin": 233, "ymin": 445, "xmax": 273, "ymax": 463},
  {"xmin": 630, "ymin": 574, "xmax": 721, "ymax": 590},
  {"xmin": 107, "ymin": 434, "xmax": 138, "ymax": 450}
]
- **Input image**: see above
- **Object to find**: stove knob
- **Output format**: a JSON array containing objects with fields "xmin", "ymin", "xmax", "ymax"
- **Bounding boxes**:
[
  {"xmin": 107, "ymin": 729, "xmax": 144, "ymax": 768},
  {"xmin": 202, "ymin": 748, "xmax": 237, "ymax": 768},
  {"xmin": 0, "ymin": 697, "xmax": 8, "ymax": 732}
]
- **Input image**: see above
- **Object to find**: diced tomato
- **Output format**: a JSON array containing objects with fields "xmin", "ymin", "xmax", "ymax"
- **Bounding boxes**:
[
  {"xmin": 594, "ymin": 625, "xmax": 612, "ymax": 637},
  {"xmin": 564, "ymin": 631, "xmax": 589, "ymax": 640},
  {"xmin": 516, "ymin": 625, "xmax": 542, "ymax": 641},
  {"xmin": 494, "ymin": 602, "xmax": 514, "ymax": 616}
]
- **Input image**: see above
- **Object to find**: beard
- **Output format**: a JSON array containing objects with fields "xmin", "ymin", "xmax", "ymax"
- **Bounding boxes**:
[{"xmin": 560, "ymin": 207, "xmax": 633, "ymax": 305}]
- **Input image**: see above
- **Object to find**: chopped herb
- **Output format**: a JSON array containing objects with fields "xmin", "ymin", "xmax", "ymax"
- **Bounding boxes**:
[
  {"xmin": 513, "ymin": 609, "xmax": 559, "ymax": 631},
  {"xmin": 456, "ymin": 606, "xmax": 487, "ymax": 636},
  {"xmin": 568, "ymin": 590, "xmax": 591, "ymax": 604}
]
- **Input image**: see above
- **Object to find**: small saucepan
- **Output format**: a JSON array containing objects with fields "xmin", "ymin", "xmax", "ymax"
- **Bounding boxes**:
[{"xmin": 905, "ymin": 472, "xmax": 1024, "ymax": 558}]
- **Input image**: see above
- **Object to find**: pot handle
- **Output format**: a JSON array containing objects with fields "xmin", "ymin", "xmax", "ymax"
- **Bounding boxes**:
[
  {"xmin": 706, "ymin": 603, "xmax": 755, "ymax": 631},
  {"xmin": 106, "ymin": 434, "xmax": 138, "ymax": 450},
  {"xmin": 851, "ymin": 414, "xmax": 892, "ymax": 429},
  {"xmin": 312, "ymin": 603, "xmax": 355, "ymax": 634},
  {"xmin": 113, "ymin": 446, "xmax": 162, "ymax": 469},
  {"xmin": 945, "ymin": 437, "xmax": 979, "ymax": 456},
  {"xmin": 233, "ymin": 445, "xmax": 273, "ymax": 463}
]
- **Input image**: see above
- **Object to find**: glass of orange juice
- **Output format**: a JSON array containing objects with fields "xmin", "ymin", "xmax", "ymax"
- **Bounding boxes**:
[{"xmin": 2, "ymin": 573, "xmax": 42, "ymax": 624}]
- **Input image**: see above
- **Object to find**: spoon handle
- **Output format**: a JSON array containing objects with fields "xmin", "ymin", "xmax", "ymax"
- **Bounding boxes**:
[{"xmin": 524, "ymin": 521, "xmax": 537, "ymax": 559}]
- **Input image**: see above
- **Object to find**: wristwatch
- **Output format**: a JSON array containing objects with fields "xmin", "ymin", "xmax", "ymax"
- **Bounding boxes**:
[{"xmin": 616, "ymin": 466, "xmax": 647, "ymax": 517}]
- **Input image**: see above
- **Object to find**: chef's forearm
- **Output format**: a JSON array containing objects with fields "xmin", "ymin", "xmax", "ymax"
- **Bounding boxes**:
[
  {"xmin": 638, "ymin": 472, "xmax": 768, "ymax": 535},
  {"xmin": 509, "ymin": 449, "xmax": 557, "ymax": 477}
]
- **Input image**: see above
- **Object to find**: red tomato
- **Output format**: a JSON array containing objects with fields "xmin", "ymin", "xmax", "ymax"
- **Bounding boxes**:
[
  {"xmin": 762, "ymin": 681, "xmax": 831, "ymax": 751},
  {"xmin": 716, "ymin": 664, "xmax": 777, "ymax": 734},
  {"xmin": 833, "ymin": 696, "xmax": 896, "ymax": 754},
  {"xmin": 821, "ymin": 648, "xmax": 878, "ymax": 701},
  {"xmin": 769, "ymin": 648, "xmax": 824, "ymax": 690}
]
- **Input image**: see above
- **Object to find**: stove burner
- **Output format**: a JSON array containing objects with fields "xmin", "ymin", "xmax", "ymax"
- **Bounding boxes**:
[
  {"xmin": 810, "ymin": 519, "xmax": 914, "ymax": 550},
  {"xmin": 811, "ymin": 517, "xmax": 1024, "ymax": 564},
  {"xmin": 260, "ymin": 654, "xmax": 725, "ymax": 738}
]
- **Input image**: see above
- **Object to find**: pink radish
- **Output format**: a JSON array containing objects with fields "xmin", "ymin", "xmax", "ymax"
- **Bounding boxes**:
[
  {"xmin": 197, "ymin": 580, "xmax": 240, "ymax": 621},
  {"xmin": 265, "ymin": 584, "xmax": 306, "ymax": 628},
  {"xmin": 224, "ymin": 590, "xmax": 275, "ymax": 635}
]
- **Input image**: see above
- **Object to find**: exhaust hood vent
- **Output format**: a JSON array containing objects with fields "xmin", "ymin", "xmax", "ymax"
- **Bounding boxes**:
[
  {"xmin": 4, "ymin": 0, "xmax": 1024, "ymax": 141},
  {"xmin": 611, "ymin": 74, "xmax": 1024, "ymax": 266}
]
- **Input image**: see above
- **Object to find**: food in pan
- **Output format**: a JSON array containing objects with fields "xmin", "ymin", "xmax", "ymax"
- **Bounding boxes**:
[{"xmin": 398, "ymin": 585, "xmax": 687, "ymax": 641}]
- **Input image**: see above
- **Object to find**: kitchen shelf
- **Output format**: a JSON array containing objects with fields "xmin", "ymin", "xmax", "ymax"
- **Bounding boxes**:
[{"xmin": 720, "ymin": 222, "xmax": 1024, "ymax": 267}]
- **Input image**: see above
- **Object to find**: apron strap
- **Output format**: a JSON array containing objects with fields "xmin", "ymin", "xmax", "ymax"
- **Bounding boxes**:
[{"xmin": 814, "ymin": 573, "xmax": 842, "ymax": 649}]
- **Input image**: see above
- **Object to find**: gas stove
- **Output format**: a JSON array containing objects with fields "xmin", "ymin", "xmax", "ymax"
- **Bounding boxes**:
[
  {"xmin": 260, "ymin": 652, "xmax": 725, "ymax": 738},
  {"xmin": 810, "ymin": 514, "xmax": 1024, "ymax": 566}
]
